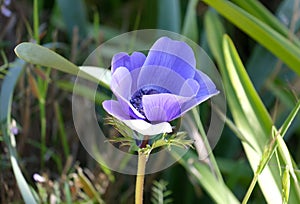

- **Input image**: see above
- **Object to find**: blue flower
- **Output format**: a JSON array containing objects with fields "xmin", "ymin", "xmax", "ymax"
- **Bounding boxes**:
[{"xmin": 103, "ymin": 37, "xmax": 219, "ymax": 135}]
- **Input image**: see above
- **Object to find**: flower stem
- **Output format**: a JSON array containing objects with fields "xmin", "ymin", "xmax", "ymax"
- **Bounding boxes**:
[{"xmin": 135, "ymin": 151, "xmax": 147, "ymax": 204}]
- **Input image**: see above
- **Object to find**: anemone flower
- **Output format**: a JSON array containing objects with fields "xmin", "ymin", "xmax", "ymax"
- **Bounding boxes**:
[{"xmin": 103, "ymin": 37, "xmax": 219, "ymax": 136}]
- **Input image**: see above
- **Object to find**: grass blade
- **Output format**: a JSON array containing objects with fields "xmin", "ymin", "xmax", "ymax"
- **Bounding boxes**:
[
  {"xmin": 0, "ymin": 60, "xmax": 37, "ymax": 204},
  {"xmin": 173, "ymin": 150, "xmax": 239, "ymax": 204},
  {"xmin": 230, "ymin": 0, "xmax": 300, "ymax": 47},
  {"xmin": 158, "ymin": 0, "xmax": 181, "ymax": 33},
  {"xmin": 56, "ymin": 0, "xmax": 88, "ymax": 38},
  {"xmin": 280, "ymin": 100, "xmax": 300, "ymax": 137},
  {"xmin": 222, "ymin": 35, "xmax": 300, "ymax": 203},
  {"xmin": 203, "ymin": 0, "xmax": 300, "ymax": 76},
  {"xmin": 182, "ymin": 0, "xmax": 199, "ymax": 42}
]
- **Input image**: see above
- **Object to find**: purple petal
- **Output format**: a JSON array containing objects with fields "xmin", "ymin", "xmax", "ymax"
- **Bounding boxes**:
[
  {"xmin": 102, "ymin": 100, "xmax": 172, "ymax": 135},
  {"xmin": 178, "ymin": 70, "xmax": 219, "ymax": 116},
  {"xmin": 142, "ymin": 93, "xmax": 192, "ymax": 122},
  {"xmin": 111, "ymin": 67, "xmax": 132, "ymax": 99},
  {"xmin": 179, "ymin": 78, "xmax": 200, "ymax": 97},
  {"xmin": 194, "ymin": 69, "xmax": 219, "ymax": 97},
  {"xmin": 110, "ymin": 67, "xmax": 145, "ymax": 119},
  {"xmin": 102, "ymin": 100, "xmax": 131, "ymax": 120},
  {"xmin": 4, "ymin": 0, "xmax": 11, "ymax": 6},
  {"xmin": 111, "ymin": 52, "xmax": 146, "ymax": 74},
  {"xmin": 142, "ymin": 37, "xmax": 196, "ymax": 79},
  {"xmin": 137, "ymin": 65, "xmax": 186, "ymax": 94},
  {"xmin": 1, "ymin": 5, "xmax": 11, "ymax": 17}
]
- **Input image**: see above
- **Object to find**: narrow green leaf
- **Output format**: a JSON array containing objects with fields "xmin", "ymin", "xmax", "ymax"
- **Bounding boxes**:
[
  {"xmin": 64, "ymin": 182, "xmax": 72, "ymax": 204},
  {"xmin": 282, "ymin": 165, "xmax": 291, "ymax": 204},
  {"xmin": 14, "ymin": 43, "xmax": 111, "ymax": 86},
  {"xmin": 173, "ymin": 150, "xmax": 239, "ymax": 204},
  {"xmin": 204, "ymin": 10, "xmax": 225, "ymax": 67},
  {"xmin": 54, "ymin": 102, "xmax": 70, "ymax": 157},
  {"xmin": 280, "ymin": 100, "xmax": 300, "ymax": 137},
  {"xmin": 222, "ymin": 35, "xmax": 278, "ymax": 203},
  {"xmin": 56, "ymin": 0, "xmax": 88, "ymax": 38},
  {"xmin": 158, "ymin": 0, "xmax": 181, "ymax": 33},
  {"xmin": 205, "ymin": 7, "xmax": 300, "ymax": 203},
  {"xmin": 182, "ymin": 0, "xmax": 199, "ymax": 42},
  {"xmin": 0, "ymin": 60, "xmax": 37, "ymax": 204},
  {"xmin": 77, "ymin": 167, "xmax": 104, "ymax": 203},
  {"xmin": 230, "ymin": 0, "xmax": 300, "ymax": 47},
  {"xmin": 203, "ymin": 0, "xmax": 300, "ymax": 76},
  {"xmin": 222, "ymin": 35, "xmax": 300, "ymax": 203},
  {"xmin": 14, "ymin": 43, "xmax": 79, "ymax": 74}
]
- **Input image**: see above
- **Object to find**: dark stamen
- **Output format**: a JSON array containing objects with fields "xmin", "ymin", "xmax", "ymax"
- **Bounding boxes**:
[{"xmin": 130, "ymin": 85, "xmax": 170, "ymax": 117}]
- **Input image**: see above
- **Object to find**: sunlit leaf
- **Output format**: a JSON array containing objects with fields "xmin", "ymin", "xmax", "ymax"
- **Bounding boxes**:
[
  {"xmin": 173, "ymin": 150, "xmax": 240, "ymax": 204},
  {"xmin": 14, "ymin": 43, "xmax": 111, "ymax": 87},
  {"xmin": 203, "ymin": 0, "xmax": 300, "ymax": 76}
]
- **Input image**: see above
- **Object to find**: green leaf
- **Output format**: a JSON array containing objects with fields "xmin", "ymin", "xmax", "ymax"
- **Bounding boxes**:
[
  {"xmin": 280, "ymin": 100, "xmax": 300, "ymax": 137},
  {"xmin": 222, "ymin": 35, "xmax": 300, "ymax": 203},
  {"xmin": 77, "ymin": 167, "xmax": 104, "ymax": 203},
  {"xmin": 282, "ymin": 165, "xmax": 291, "ymax": 204},
  {"xmin": 56, "ymin": 0, "xmax": 88, "ymax": 38},
  {"xmin": 14, "ymin": 43, "xmax": 79, "ymax": 74},
  {"xmin": 204, "ymin": 10, "xmax": 225, "ymax": 67},
  {"xmin": 230, "ymin": 0, "xmax": 300, "ymax": 47},
  {"xmin": 173, "ymin": 150, "xmax": 239, "ymax": 204},
  {"xmin": 222, "ymin": 34, "xmax": 276, "ymax": 202},
  {"xmin": 14, "ymin": 43, "xmax": 111, "ymax": 87},
  {"xmin": 205, "ymin": 12, "xmax": 299, "ymax": 201},
  {"xmin": 158, "ymin": 0, "xmax": 181, "ymax": 33},
  {"xmin": 151, "ymin": 180, "xmax": 173, "ymax": 204},
  {"xmin": 0, "ymin": 60, "xmax": 37, "ymax": 204},
  {"xmin": 182, "ymin": 0, "xmax": 199, "ymax": 42},
  {"xmin": 202, "ymin": 0, "xmax": 300, "ymax": 76}
]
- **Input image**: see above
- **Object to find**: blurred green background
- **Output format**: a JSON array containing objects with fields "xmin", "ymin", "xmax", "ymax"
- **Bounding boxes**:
[{"xmin": 1, "ymin": 0, "xmax": 300, "ymax": 203}]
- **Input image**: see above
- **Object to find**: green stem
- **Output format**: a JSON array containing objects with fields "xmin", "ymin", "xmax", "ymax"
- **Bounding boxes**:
[
  {"xmin": 135, "ymin": 152, "xmax": 147, "ymax": 204},
  {"xmin": 33, "ymin": 0, "xmax": 39, "ymax": 44},
  {"xmin": 242, "ymin": 173, "xmax": 259, "ymax": 204},
  {"xmin": 39, "ymin": 99, "xmax": 46, "ymax": 169}
]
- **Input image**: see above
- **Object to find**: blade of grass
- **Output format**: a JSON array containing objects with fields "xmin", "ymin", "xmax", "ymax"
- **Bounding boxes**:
[
  {"xmin": 0, "ymin": 60, "xmax": 37, "ymax": 204},
  {"xmin": 158, "ymin": 0, "xmax": 181, "ymax": 33},
  {"xmin": 205, "ymin": 12, "xmax": 299, "ymax": 202},
  {"xmin": 56, "ymin": 0, "xmax": 88, "ymax": 38},
  {"xmin": 173, "ymin": 150, "xmax": 239, "ymax": 204},
  {"xmin": 54, "ymin": 102, "xmax": 70, "ymax": 158},
  {"xmin": 230, "ymin": 0, "xmax": 300, "ymax": 47},
  {"xmin": 202, "ymin": 0, "xmax": 300, "ymax": 76},
  {"xmin": 223, "ymin": 35, "xmax": 300, "ymax": 203},
  {"xmin": 33, "ymin": 0, "xmax": 39, "ymax": 44},
  {"xmin": 182, "ymin": 0, "xmax": 199, "ymax": 42},
  {"xmin": 280, "ymin": 100, "xmax": 300, "ymax": 136}
]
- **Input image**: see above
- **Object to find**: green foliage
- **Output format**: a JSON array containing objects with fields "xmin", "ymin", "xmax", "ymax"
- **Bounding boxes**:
[
  {"xmin": 56, "ymin": 0, "xmax": 88, "ymax": 38},
  {"xmin": 158, "ymin": 0, "xmax": 181, "ymax": 33},
  {"xmin": 0, "ymin": 60, "xmax": 37, "ymax": 204},
  {"xmin": 2, "ymin": 0, "xmax": 300, "ymax": 203},
  {"xmin": 106, "ymin": 116, "xmax": 194, "ymax": 154},
  {"xmin": 182, "ymin": 0, "xmax": 199, "ymax": 42},
  {"xmin": 204, "ymin": 6, "xmax": 300, "ymax": 202},
  {"xmin": 203, "ymin": 0, "xmax": 300, "ymax": 76},
  {"xmin": 151, "ymin": 180, "xmax": 173, "ymax": 204}
]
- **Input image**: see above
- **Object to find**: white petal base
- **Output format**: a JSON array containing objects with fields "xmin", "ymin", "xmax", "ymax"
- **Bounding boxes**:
[{"xmin": 123, "ymin": 119, "xmax": 172, "ymax": 135}]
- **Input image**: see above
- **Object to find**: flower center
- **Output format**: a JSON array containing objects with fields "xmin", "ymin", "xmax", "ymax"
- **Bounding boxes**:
[{"xmin": 130, "ymin": 85, "xmax": 170, "ymax": 118}]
